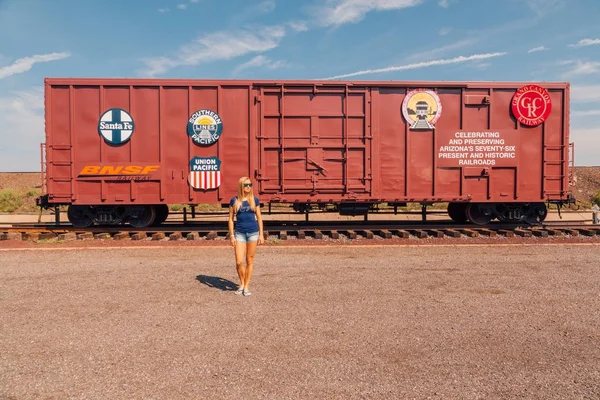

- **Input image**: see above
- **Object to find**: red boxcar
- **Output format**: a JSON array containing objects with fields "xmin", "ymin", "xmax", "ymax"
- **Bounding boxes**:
[{"xmin": 38, "ymin": 78, "xmax": 574, "ymax": 227}]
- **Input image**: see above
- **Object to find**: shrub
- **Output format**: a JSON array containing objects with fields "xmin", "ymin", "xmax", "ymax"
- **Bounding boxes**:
[
  {"xmin": 592, "ymin": 190, "xmax": 600, "ymax": 206},
  {"xmin": 25, "ymin": 189, "xmax": 40, "ymax": 197},
  {"xmin": 0, "ymin": 189, "xmax": 23, "ymax": 213},
  {"xmin": 169, "ymin": 204, "xmax": 183, "ymax": 211}
]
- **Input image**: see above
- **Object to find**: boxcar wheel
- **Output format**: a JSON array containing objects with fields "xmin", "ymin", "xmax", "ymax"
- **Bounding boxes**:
[
  {"xmin": 152, "ymin": 204, "xmax": 169, "ymax": 226},
  {"xmin": 524, "ymin": 203, "xmax": 547, "ymax": 224},
  {"xmin": 447, "ymin": 202, "xmax": 467, "ymax": 223},
  {"xmin": 466, "ymin": 203, "xmax": 494, "ymax": 225},
  {"xmin": 68, "ymin": 205, "xmax": 94, "ymax": 228},
  {"xmin": 129, "ymin": 206, "xmax": 156, "ymax": 228}
]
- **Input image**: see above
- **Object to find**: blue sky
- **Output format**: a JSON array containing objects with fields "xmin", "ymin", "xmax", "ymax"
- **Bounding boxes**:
[{"xmin": 0, "ymin": 0, "xmax": 599, "ymax": 171}]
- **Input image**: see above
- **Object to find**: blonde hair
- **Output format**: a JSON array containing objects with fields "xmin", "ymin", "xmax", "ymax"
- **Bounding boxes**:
[{"xmin": 234, "ymin": 176, "xmax": 256, "ymax": 214}]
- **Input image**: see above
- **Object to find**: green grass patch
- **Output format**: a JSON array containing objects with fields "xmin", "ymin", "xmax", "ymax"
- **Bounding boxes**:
[
  {"xmin": 169, "ymin": 204, "xmax": 184, "ymax": 211},
  {"xmin": 592, "ymin": 190, "xmax": 600, "ymax": 206},
  {"xmin": 0, "ymin": 189, "xmax": 24, "ymax": 213}
]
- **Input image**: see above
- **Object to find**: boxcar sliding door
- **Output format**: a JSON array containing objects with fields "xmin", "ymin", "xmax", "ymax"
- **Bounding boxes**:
[{"xmin": 254, "ymin": 84, "xmax": 373, "ymax": 200}]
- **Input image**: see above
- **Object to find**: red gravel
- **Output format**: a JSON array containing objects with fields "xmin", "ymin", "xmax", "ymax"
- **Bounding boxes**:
[{"xmin": 1, "ymin": 244, "xmax": 599, "ymax": 399}]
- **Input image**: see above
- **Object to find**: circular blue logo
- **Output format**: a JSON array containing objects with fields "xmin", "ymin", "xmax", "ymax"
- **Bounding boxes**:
[
  {"xmin": 98, "ymin": 108, "xmax": 134, "ymax": 145},
  {"xmin": 187, "ymin": 109, "xmax": 223, "ymax": 146}
]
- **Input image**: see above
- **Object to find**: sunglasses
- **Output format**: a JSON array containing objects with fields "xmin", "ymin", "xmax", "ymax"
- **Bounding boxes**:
[{"xmin": 243, "ymin": 183, "xmax": 252, "ymax": 187}]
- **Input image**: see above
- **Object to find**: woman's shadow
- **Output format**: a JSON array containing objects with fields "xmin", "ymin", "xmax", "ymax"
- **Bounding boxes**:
[{"xmin": 196, "ymin": 274, "xmax": 237, "ymax": 292}]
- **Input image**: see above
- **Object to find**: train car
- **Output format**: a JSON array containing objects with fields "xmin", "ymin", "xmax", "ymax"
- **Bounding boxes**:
[{"xmin": 36, "ymin": 78, "xmax": 574, "ymax": 227}]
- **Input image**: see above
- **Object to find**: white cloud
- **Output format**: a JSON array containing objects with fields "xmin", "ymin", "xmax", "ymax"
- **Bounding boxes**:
[
  {"xmin": 438, "ymin": 27, "xmax": 452, "ymax": 36},
  {"xmin": 525, "ymin": 0, "xmax": 564, "ymax": 17},
  {"xmin": 323, "ymin": 52, "xmax": 507, "ymax": 79},
  {"xmin": 406, "ymin": 38, "xmax": 478, "ymax": 61},
  {"xmin": 0, "ymin": 52, "xmax": 70, "ymax": 80},
  {"xmin": 571, "ymin": 85, "xmax": 600, "ymax": 103},
  {"xmin": 569, "ymin": 38, "xmax": 600, "ymax": 48},
  {"xmin": 288, "ymin": 21, "xmax": 309, "ymax": 32},
  {"xmin": 256, "ymin": 0, "xmax": 276, "ymax": 13},
  {"xmin": 158, "ymin": 8, "xmax": 170, "ymax": 12},
  {"xmin": 561, "ymin": 60, "xmax": 600, "ymax": 77},
  {"xmin": 140, "ymin": 25, "xmax": 286, "ymax": 77},
  {"xmin": 438, "ymin": 0, "xmax": 450, "ymax": 7},
  {"xmin": 468, "ymin": 62, "xmax": 491, "ymax": 70},
  {"xmin": 0, "ymin": 87, "xmax": 45, "ymax": 171},
  {"xmin": 234, "ymin": 55, "xmax": 287, "ymax": 74},
  {"xmin": 528, "ymin": 46, "xmax": 547, "ymax": 53},
  {"xmin": 177, "ymin": 4, "xmax": 187, "ymax": 9},
  {"xmin": 315, "ymin": 0, "xmax": 423, "ymax": 27}
]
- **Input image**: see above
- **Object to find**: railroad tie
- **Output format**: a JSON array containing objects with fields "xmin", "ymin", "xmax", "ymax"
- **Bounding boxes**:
[
  {"xmin": 410, "ymin": 229, "xmax": 427, "ymax": 239},
  {"xmin": 514, "ymin": 229, "xmax": 532, "ymax": 237},
  {"xmin": 1, "ymin": 232, "xmax": 22, "ymax": 241},
  {"xmin": 395, "ymin": 229, "xmax": 410, "ymax": 239},
  {"xmin": 479, "ymin": 229, "xmax": 497, "ymax": 237},
  {"xmin": 579, "ymin": 229, "xmax": 596, "ymax": 237},
  {"xmin": 169, "ymin": 232, "xmax": 182, "ymax": 241},
  {"xmin": 151, "ymin": 232, "xmax": 165, "ymax": 241},
  {"xmin": 113, "ymin": 232, "xmax": 130, "ymax": 241},
  {"xmin": 427, "ymin": 229, "xmax": 444, "ymax": 238},
  {"xmin": 379, "ymin": 229, "xmax": 392, "ymax": 239},
  {"xmin": 131, "ymin": 232, "xmax": 147, "ymax": 240},
  {"xmin": 186, "ymin": 232, "xmax": 200, "ymax": 240},
  {"xmin": 442, "ymin": 229, "xmax": 461, "ymax": 238},
  {"xmin": 561, "ymin": 229, "xmax": 579, "ymax": 237},
  {"xmin": 460, "ymin": 229, "xmax": 478, "ymax": 238}
]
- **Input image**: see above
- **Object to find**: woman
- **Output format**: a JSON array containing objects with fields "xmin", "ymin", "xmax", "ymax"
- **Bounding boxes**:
[{"xmin": 228, "ymin": 177, "xmax": 264, "ymax": 296}]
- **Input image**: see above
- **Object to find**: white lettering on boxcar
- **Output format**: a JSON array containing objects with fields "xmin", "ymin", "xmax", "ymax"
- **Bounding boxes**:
[{"xmin": 438, "ymin": 132, "xmax": 517, "ymax": 166}]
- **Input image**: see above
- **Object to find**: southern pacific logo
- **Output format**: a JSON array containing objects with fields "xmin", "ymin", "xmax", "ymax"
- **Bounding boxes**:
[{"xmin": 78, "ymin": 165, "xmax": 160, "ymax": 181}]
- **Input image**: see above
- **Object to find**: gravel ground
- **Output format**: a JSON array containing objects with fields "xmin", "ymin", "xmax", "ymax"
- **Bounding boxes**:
[{"xmin": 1, "ymin": 244, "xmax": 599, "ymax": 399}]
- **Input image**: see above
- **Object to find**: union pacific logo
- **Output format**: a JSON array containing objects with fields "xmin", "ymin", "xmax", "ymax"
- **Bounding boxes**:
[{"xmin": 78, "ymin": 165, "xmax": 160, "ymax": 180}]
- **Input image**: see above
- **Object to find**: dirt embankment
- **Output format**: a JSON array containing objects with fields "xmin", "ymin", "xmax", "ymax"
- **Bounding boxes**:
[{"xmin": 1, "ymin": 167, "xmax": 599, "ymax": 213}]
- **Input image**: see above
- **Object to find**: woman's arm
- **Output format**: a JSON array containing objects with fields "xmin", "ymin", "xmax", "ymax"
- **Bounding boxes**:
[
  {"xmin": 228, "ymin": 206, "xmax": 236, "ymax": 246},
  {"xmin": 255, "ymin": 206, "xmax": 265, "ymax": 244}
]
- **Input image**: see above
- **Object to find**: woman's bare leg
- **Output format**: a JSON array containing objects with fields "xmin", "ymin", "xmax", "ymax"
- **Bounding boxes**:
[
  {"xmin": 234, "ymin": 242, "xmax": 246, "ymax": 289},
  {"xmin": 244, "ymin": 240, "xmax": 258, "ymax": 291}
]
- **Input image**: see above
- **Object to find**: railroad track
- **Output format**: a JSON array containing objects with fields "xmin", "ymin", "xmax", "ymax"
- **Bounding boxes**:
[{"xmin": 2, "ymin": 219, "xmax": 599, "ymax": 242}]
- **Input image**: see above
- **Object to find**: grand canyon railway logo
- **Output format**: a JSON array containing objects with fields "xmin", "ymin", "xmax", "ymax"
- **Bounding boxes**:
[
  {"xmin": 402, "ymin": 89, "xmax": 442, "ymax": 130},
  {"xmin": 511, "ymin": 85, "xmax": 552, "ymax": 126},
  {"xmin": 189, "ymin": 156, "xmax": 222, "ymax": 190}
]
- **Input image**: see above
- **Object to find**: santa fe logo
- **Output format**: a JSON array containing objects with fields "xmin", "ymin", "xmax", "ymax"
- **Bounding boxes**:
[
  {"xmin": 98, "ymin": 108, "xmax": 134, "ymax": 145},
  {"xmin": 189, "ymin": 156, "xmax": 222, "ymax": 190}
]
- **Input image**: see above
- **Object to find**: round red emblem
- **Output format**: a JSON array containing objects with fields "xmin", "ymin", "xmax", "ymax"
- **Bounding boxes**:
[{"xmin": 511, "ymin": 85, "xmax": 552, "ymax": 126}]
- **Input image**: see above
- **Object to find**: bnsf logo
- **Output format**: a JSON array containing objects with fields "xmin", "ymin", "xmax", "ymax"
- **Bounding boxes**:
[{"xmin": 79, "ymin": 165, "xmax": 160, "ymax": 175}]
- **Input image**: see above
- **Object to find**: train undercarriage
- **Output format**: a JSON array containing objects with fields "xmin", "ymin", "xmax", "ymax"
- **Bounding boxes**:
[
  {"xmin": 65, "ymin": 204, "xmax": 170, "ymax": 228},
  {"xmin": 447, "ymin": 202, "xmax": 548, "ymax": 225},
  {"xmin": 49, "ymin": 201, "xmax": 551, "ymax": 228}
]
